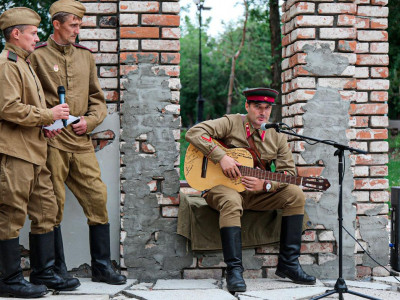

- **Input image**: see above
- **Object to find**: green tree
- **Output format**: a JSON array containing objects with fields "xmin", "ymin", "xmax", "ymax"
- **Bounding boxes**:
[
  {"xmin": 180, "ymin": 15, "xmax": 219, "ymax": 126},
  {"xmin": 0, "ymin": 0, "xmax": 54, "ymax": 51},
  {"xmin": 388, "ymin": 0, "xmax": 400, "ymax": 119},
  {"xmin": 180, "ymin": 2, "xmax": 273, "ymax": 127},
  {"xmin": 226, "ymin": 4, "xmax": 273, "ymax": 114}
]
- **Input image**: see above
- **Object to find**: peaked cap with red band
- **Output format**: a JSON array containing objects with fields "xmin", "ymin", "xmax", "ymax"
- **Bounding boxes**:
[{"xmin": 243, "ymin": 87, "xmax": 279, "ymax": 105}]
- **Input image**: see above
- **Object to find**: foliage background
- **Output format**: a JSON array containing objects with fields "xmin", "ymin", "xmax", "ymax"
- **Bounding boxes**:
[
  {"xmin": 180, "ymin": 2, "xmax": 273, "ymax": 127},
  {"xmin": 388, "ymin": 0, "xmax": 400, "ymax": 119}
]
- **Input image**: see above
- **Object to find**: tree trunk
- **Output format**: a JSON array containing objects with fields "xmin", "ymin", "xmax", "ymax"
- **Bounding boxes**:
[
  {"xmin": 226, "ymin": 0, "xmax": 249, "ymax": 114},
  {"xmin": 269, "ymin": 0, "xmax": 282, "ymax": 122}
]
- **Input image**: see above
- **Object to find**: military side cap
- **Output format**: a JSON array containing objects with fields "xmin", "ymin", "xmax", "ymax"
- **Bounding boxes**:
[
  {"xmin": 243, "ymin": 88, "xmax": 279, "ymax": 104},
  {"xmin": 50, "ymin": 0, "xmax": 86, "ymax": 19},
  {"xmin": 0, "ymin": 7, "xmax": 41, "ymax": 31}
]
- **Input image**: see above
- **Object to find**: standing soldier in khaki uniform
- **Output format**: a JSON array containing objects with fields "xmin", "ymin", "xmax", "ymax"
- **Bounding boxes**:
[
  {"xmin": 0, "ymin": 7, "xmax": 80, "ymax": 298},
  {"xmin": 186, "ymin": 88, "xmax": 316, "ymax": 293},
  {"xmin": 29, "ymin": 0, "xmax": 126, "ymax": 285}
]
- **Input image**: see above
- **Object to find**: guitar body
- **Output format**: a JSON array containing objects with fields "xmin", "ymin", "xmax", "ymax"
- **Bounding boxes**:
[
  {"xmin": 184, "ymin": 142, "xmax": 253, "ymax": 192},
  {"xmin": 184, "ymin": 141, "xmax": 330, "ymax": 192}
]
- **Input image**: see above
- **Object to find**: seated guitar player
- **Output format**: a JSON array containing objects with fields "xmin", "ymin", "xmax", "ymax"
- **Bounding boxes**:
[{"xmin": 185, "ymin": 88, "xmax": 316, "ymax": 293}]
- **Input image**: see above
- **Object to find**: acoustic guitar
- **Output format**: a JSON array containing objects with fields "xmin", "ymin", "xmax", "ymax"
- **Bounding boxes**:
[{"xmin": 184, "ymin": 140, "xmax": 330, "ymax": 192}]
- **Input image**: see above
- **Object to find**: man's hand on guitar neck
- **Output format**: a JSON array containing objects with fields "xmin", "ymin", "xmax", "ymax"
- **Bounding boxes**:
[
  {"xmin": 242, "ymin": 176, "xmax": 266, "ymax": 192},
  {"xmin": 220, "ymin": 155, "xmax": 242, "ymax": 179}
]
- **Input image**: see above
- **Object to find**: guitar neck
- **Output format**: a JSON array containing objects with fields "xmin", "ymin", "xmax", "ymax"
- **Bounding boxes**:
[{"xmin": 238, "ymin": 166, "xmax": 302, "ymax": 186}]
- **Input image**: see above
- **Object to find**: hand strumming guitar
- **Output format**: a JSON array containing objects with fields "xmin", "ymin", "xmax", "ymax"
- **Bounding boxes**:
[{"xmin": 219, "ymin": 155, "xmax": 242, "ymax": 179}]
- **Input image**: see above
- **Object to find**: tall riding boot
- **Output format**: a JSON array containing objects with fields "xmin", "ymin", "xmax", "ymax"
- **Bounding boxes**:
[
  {"xmin": 29, "ymin": 231, "xmax": 81, "ymax": 291},
  {"xmin": 0, "ymin": 237, "xmax": 48, "ymax": 298},
  {"xmin": 89, "ymin": 224, "xmax": 126, "ymax": 285},
  {"xmin": 54, "ymin": 226, "xmax": 73, "ymax": 279},
  {"xmin": 275, "ymin": 215, "xmax": 316, "ymax": 285},
  {"xmin": 220, "ymin": 227, "xmax": 246, "ymax": 293}
]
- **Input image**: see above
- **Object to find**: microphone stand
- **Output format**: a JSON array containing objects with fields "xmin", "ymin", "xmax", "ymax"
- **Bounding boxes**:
[{"xmin": 274, "ymin": 126, "xmax": 380, "ymax": 300}]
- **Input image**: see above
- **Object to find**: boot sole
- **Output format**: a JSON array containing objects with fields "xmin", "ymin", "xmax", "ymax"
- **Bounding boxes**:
[
  {"xmin": 275, "ymin": 270, "xmax": 316, "ymax": 285},
  {"xmin": 92, "ymin": 277, "xmax": 127, "ymax": 285},
  {"xmin": 228, "ymin": 287, "xmax": 247, "ymax": 293},
  {"xmin": 43, "ymin": 282, "xmax": 81, "ymax": 292},
  {"xmin": 227, "ymin": 284, "xmax": 247, "ymax": 293},
  {"xmin": 0, "ymin": 290, "xmax": 48, "ymax": 298},
  {"xmin": 57, "ymin": 282, "xmax": 81, "ymax": 291}
]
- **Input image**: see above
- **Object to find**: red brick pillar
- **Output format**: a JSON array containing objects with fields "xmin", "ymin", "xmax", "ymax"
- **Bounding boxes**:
[
  {"xmin": 281, "ymin": 0, "xmax": 389, "ymax": 279},
  {"xmin": 118, "ymin": 0, "xmax": 183, "ymax": 280}
]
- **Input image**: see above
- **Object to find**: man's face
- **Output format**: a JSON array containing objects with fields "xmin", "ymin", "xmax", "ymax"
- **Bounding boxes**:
[
  {"xmin": 14, "ymin": 25, "xmax": 39, "ymax": 53},
  {"xmin": 53, "ymin": 14, "xmax": 82, "ymax": 45},
  {"xmin": 245, "ymin": 101, "xmax": 272, "ymax": 129}
]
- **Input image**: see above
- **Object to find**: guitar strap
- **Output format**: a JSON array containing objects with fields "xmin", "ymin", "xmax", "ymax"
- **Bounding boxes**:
[
  {"xmin": 242, "ymin": 115, "xmax": 267, "ymax": 171},
  {"xmin": 247, "ymin": 134, "xmax": 267, "ymax": 171}
]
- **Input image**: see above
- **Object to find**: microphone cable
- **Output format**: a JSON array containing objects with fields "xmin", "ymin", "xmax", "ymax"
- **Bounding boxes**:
[{"xmin": 342, "ymin": 225, "xmax": 400, "ymax": 282}]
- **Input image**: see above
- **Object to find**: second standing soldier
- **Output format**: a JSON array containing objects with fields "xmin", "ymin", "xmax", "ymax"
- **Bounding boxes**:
[{"xmin": 29, "ymin": 0, "xmax": 126, "ymax": 285}]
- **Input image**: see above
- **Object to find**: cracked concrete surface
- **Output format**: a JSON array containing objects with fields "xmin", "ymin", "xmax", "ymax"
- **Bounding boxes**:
[
  {"xmin": 22, "ymin": 277, "xmax": 399, "ymax": 299},
  {"xmin": 301, "ymin": 86, "xmax": 357, "ymax": 279}
]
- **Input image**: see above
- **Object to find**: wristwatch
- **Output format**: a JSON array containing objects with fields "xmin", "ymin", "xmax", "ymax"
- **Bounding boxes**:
[{"xmin": 264, "ymin": 181, "xmax": 272, "ymax": 192}]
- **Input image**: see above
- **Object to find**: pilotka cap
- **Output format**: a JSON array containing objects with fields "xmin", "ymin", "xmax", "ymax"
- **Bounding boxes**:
[
  {"xmin": 0, "ymin": 7, "xmax": 41, "ymax": 31},
  {"xmin": 50, "ymin": 0, "xmax": 86, "ymax": 19}
]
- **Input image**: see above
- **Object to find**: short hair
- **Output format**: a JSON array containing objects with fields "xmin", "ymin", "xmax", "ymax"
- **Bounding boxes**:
[
  {"xmin": 52, "ymin": 12, "xmax": 81, "ymax": 24},
  {"xmin": 3, "ymin": 25, "xmax": 27, "ymax": 41}
]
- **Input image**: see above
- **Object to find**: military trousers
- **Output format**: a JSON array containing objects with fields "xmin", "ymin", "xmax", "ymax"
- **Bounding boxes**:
[
  {"xmin": 47, "ymin": 146, "xmax": 108, "ymax": 226},
  {"xmin": 205, "ymin": 184, "xmax": 305, "ymax": 228},
  {"xmin": 0, "ymin": 154, "xmax": 57, "ymax": 240}
]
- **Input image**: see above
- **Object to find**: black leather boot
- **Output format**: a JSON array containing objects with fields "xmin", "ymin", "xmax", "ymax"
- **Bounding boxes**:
[
  {"xmin": 275, "ymin": 215, "xmax": 316, "ymax": 285},
  {"xmin": 220, "ymin": 227, "xmax": 246, "ymax": 293},
  {"xmin": 0, "ymin": 237, "xmax": 48, "ymax": 298},
  {"xmin": 89, "ymin": 224, "xmax": 126, "ymax": 285},
  {"xmin": 54, "ymin": 226, "xmax": 73, "ymax": 279},
  {"xmin": 29, "ymin": 231, "xmax": 81, "ymax": 291}
]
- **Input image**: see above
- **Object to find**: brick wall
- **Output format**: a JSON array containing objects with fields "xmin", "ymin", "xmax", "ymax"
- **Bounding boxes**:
[
  {"xmin": 280, "ymin": 0, "xmax": 389, "ymax": 279},
  {"xmin": 79, "ymin": 0, "xmax": 185, "ymax": 281},
  {"xmin": 79, "ymin": 0, "xmax": 119, "ymax": 147}
]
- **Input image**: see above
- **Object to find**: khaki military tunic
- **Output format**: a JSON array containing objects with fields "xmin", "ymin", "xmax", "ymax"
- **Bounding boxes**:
[
  {"xmin": 185, "ymin": 114, "xmax": 305, "ymax": 228},
  {"xmin": 29, "ymin": 37, "xmax": 107, "ymax": 153},
  {"xmin": 0, "ymin": 43, "xmax": 53, "ymax": 165},
  {"xmin": 29, "ymin": 37, "xmax": 108, "ymax": 226},
  {"xmin": 0, "ymin": 43, "xmax": 57, "ymax": 239}
]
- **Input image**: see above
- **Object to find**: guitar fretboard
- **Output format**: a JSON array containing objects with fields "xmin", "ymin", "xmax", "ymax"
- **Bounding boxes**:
[{"xmin": 238, "ymin": 166, "xmax": 302, "ymax": 186}]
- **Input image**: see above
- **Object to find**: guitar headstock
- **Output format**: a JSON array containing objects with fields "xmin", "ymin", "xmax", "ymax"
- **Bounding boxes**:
[{"xmin": 302, "ymin": 177, "xmax": 331, "ymax": 191}]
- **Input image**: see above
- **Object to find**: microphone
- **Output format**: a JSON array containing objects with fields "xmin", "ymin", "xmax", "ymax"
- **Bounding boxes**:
[
  {"xmin": 260, "ymin": 123, "xmax": 282, "ymax": 131},
  {"xmin": 57, "ymin": 86, "xmax": 67, "ymax": 127}
]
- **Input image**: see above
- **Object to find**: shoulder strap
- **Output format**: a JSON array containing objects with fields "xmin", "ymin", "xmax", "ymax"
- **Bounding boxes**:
[
  {"xmin": 7, "ymin": 51, "xmax": 18, "ymax": 62},
  {"xmin": 73, "ymin": 43, "xmax": 92, "ymax": 52},
  {"xmin": 247, "ymin": 134, "xmax": 267, "ymax": 171}
]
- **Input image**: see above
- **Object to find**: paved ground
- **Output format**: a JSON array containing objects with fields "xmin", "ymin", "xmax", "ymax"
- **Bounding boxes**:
[{"xmin": 3, "ymin": 276, "xmax": 400, "ymax": 299}]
